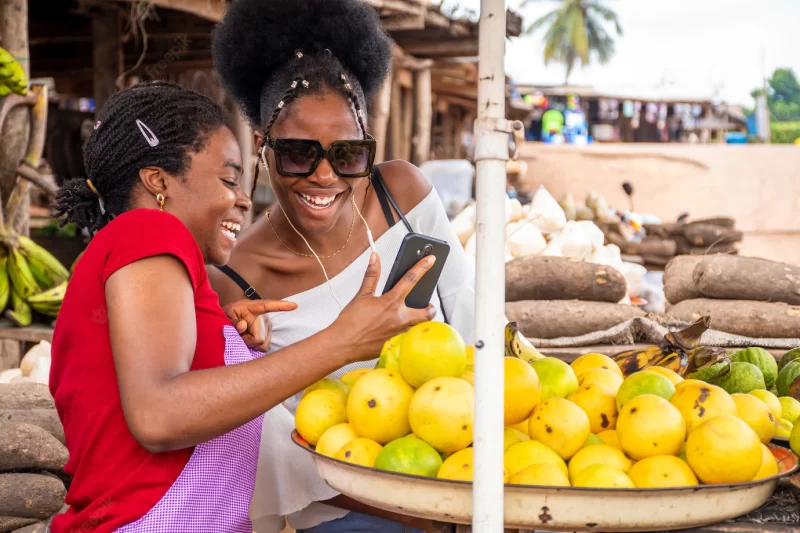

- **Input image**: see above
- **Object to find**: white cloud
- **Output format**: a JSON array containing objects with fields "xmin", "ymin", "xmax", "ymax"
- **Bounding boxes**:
[{"xmin": 442, "ymin": 0, "xmax": 800, "ymax": 105}]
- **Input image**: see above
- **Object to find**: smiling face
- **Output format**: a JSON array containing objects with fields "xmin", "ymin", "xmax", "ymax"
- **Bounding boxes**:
[
  {"xmin": 167, "ymin": 126, "xmax": 251, "ymax": 265},
  {"xmin": 265, "ymin": 91, "xmax": 367, "ymax": 238}
]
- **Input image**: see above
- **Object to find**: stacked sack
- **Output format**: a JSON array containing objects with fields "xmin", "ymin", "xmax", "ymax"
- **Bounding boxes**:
[
  {"xmin": 0, "ymin": 383, "xmax": 67, "ymax": 533},
  {"xmin": 663, "ymin": 254, "xmax": 800, "ymax": 340}
]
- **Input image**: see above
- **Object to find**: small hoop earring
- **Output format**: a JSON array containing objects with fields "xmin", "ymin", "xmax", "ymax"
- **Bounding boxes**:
[{"xmin": 156, "ymin": 193, "xmax": 165, "ymax": 211}]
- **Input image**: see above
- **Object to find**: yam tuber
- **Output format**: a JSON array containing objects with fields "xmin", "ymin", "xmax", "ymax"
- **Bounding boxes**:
[
  {"xmin": 505, "ymin": 256, "xmax": 627, "ymax": 303},
  {"xmin": 505, "ymin": 300, "xmax": 646, "ymax": 339},
  {"xmin": 12, "ymin": 522, "xmax": 48, "ymax": 533},
  {"xmin": 0, "ymin": 517, "xmax": 37, "ymax": 533},
  {"xmin": 0, "ymin": 384, "xmax": 55, "ymax": 411},
  {"xmin": 692, "ymin": 255, "xmax": 800, "ymax": 305},
  {"xmin": 0, "ymin": 411, "xmax": 64, "ymax": 444},
  {"xmin": 663, "ymin": 256, "xmax": 706, "ymax": 304},
  {"xmin": 0, "ymin": 422, "xmax": 68, "ymax": 472},
  {"xmin": 0, "ymin": 474, "xmax": 66, "ymax": 519},
  {"xmin": 667, "ymin": 299, "xmax": 800, "ymax": 339},
  {"xmin": 683, "ymin": 224, "xmax": 743, "ymax": 247}
]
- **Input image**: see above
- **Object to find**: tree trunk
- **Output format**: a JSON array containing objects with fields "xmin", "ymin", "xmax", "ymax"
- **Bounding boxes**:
[
  {"xmin": 370, "ymin": 75, "xmax": 392, "ymax": 164},
  {"xmin": 411, "ymin": 68, "xmax": 431, "ymax": 165},
  {"xmin": 441, "ymin": 106, "xmax": 453, "ymax": 159},
  {"xmin": 0, "ymin": 0, "xmax": 30, "ymax": 233}
]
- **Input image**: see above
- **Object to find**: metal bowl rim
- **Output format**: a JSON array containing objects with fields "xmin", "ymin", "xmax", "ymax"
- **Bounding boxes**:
[{"xmin": 292, "ymin": 430, "xmax": 798, "ymax": 493}]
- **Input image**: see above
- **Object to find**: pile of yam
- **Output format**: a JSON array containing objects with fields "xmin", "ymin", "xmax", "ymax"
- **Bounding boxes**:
[
  {"xmin": 605, "ymin": 217, "xmax": 742, "ymax": 269},
  {"xmin": 0, "ymin": 383, "xmax": 67, "ymax": 533},
  {"xmin": 663, "ymin": 254, "xmax": 800, "ymax": 338},
  {"xmin": 505, "ymin": 256, "xmax": 642, "ymax": 339}
]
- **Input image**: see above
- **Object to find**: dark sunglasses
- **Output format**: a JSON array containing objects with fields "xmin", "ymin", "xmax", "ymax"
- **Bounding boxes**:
[{"xmin": 266, "ymin": 135, "xmax": 377, "ymax": 178}]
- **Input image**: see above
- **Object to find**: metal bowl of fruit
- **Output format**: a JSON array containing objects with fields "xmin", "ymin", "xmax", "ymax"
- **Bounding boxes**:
[{"xmin": 293, "ymin": 431, "xmax": 797, "ymax": 532}]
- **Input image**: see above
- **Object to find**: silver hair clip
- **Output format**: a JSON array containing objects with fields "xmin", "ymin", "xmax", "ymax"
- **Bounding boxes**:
[
  {"xmin": 295, "ymin": 50, "xmax": 304, "ymax": 59},
  {"xmin": 98, "ymin": 198, "xmax": 106, "ymax": 215},
  {"xmin": 136, "ymin": 119, "xmax": 159, "ymax": 147},
  {"xmin": 302, "ymin": 80, "xmax": 309, "ymax": 88},
  {"xmin": 94, "ymin": 120, "xmax": 102, "ymax": 130},
  {"xmin": 291, "ymin": 81, "xmax": 298, "ymax": 89}
]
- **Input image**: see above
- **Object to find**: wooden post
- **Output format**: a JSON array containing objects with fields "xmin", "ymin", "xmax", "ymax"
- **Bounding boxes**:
[
  {"xmin": 441, "ymin": 105, "xmax": 453, "ymax": 159},
  {"xmin": 0, "ymin": 0, "xmax": 31, "ymax": 233},
  {"xmin": 91, "ymin": 4, "xmax": 121, "ymax": 113},
  {"xmin": 412, "ymin": 67, "xmax": 432, "ymax": 165},
  {"xmin": 401, "ymin": 87, "xmax": 414, "ymax": 160},
  {"xmin": 389, "ymin": 76, "xmax": 403, "ymax": 161},
  {"xmin": 371, "ymin": 76, "xmax": 392, "ymax": 164}
]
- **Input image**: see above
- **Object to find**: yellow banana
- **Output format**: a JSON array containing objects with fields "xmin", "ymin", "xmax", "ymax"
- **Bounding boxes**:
[
  {"xmin": 0, "ymin": 247, "xmax": 9, "ymax": 312},
  {"xmin": 7, "ymin": 246, "xmax": 39, "ymax": 300},
  {"xmin": 655, "ymin": 352, "xmax": 689, "ymax": 376},
  {"xmin": 504, "ymin": 322, "xmax": 545, "ymax": 363},
  {"xmin": 18, "ymin": 236, "xmax": 69, "ymax": 290},
  {"xmin": 612, "ymin": 345, "xmax": 667, "ymax": 377},
  {"xmin": 6, "ymin": 285, "xmax": 32, "ymax": 327}
]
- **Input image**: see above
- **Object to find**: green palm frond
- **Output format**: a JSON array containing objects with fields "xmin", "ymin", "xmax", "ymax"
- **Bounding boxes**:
[{"xmin": 524, "ymin": 0, "xmax": 622, "ymax": 82}]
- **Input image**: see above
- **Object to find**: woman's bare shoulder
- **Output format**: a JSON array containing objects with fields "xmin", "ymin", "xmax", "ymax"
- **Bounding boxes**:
[{"xmin": 377, "ymin": 160, "xmax": 433, "ymax": 215}]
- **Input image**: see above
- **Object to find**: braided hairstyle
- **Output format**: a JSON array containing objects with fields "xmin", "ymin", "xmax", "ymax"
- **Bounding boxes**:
[
  {"xmin": 211, "ymin": 0, "xmax": 393, "ymax": 194},
  {"xmin": 53, "ymin": 81, "xmax": 230, "ymax": 234}
]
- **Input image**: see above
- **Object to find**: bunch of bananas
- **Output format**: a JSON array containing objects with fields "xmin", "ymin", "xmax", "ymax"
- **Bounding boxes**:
[
  {"xmin": 612, "ymin": 316, "xmax": 728, "ymax": 377},
  {"xmin": 0, "ymin": 233, "xmax": 69, "ymax": 327},
  {"xmin": 0, "ymin": 46, "xmax": 27, "ymax": 96}
]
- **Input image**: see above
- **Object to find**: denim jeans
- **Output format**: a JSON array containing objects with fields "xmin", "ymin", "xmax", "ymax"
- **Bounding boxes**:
[{"xmin": 297, "ymin": 511, "xmax": 425, "ymax": 533}]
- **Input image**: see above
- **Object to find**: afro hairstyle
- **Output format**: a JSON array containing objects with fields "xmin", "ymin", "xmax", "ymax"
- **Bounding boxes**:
[{"xmin": 212, "ymin": 0, "xmax": 393, "ymax": 129}]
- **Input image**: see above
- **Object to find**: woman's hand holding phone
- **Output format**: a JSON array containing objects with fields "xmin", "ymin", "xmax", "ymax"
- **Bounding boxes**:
[{"xmin": 332, "ymin": 252, "xmax": 436, "ymax": 362}]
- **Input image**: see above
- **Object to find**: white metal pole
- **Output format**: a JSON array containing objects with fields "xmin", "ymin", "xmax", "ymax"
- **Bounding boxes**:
[{"xmin": 472, "ymin": 0, "xmax": 508, "ymax": 531}]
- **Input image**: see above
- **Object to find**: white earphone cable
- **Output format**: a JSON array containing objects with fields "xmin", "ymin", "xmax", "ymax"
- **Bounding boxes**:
[{"xmin": 261, "ymin": 147, "xmax": 380, "ymax": 309}]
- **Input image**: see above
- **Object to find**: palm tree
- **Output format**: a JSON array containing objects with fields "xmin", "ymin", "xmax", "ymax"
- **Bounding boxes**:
[{"xmin": 522, "ymin": 0, "xmax": 623, "ymax": 83}]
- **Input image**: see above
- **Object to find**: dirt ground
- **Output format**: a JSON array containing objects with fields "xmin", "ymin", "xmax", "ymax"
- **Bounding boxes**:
[{"xmin": 515, "ymin": 142, "xmax": 800, "ymax": 265}]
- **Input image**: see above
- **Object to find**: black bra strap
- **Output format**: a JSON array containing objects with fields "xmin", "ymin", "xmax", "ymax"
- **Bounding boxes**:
[
  {"xmin": 214, "ymin": 265, "xmax": 261, "ymax": 300},
  {"xmin": 372, "ymin": 167, "xmax": 413, "ymax": 233}
]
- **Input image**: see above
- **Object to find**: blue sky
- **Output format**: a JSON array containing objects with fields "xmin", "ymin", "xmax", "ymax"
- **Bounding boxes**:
[{"xmin": 442, "ymin": 0, "xmax": 800, "ymax": 105}]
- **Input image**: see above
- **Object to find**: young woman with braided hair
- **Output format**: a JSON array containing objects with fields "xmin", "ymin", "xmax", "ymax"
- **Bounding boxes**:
[
  {"xmin": 48, "ymin": 81, "xmax": 436, "ymax": 533},
  {"xmin": 210, "ymin": 1, "xmax": 477, "ymax": 532}
]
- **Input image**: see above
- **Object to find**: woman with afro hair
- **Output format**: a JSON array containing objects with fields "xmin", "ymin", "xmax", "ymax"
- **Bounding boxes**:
[{"xmin": 210, "ymin": 0, "xmax": 477, "ymax": 532}]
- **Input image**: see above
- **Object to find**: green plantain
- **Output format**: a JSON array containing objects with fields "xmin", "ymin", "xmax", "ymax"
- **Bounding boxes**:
[
  {"xmin": 27, "ymin": 280, "xmax": 67, "ymax": 305},
  {"xmin": 18, "ymin": 235, "xmax": 69, "ymax": 290},
  {"xmin": 0, "ymin": 246, "xmax": 9, "ymax": 312},
  {"xmin": 5, "ymin": 285, "xmax": 32, "ymax": 327},
  {"xmin": 7, "ymin": 245, "xmax": 39, "ymax": 300}
]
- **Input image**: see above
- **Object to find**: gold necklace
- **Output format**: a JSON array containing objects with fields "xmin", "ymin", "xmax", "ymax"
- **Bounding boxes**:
[{"xmin": 266, "ymin": 200, "xmax": 356, "ymax": 259}]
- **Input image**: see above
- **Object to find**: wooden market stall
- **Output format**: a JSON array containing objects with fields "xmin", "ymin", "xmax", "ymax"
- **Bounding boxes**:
[{"xmin": 515, "ymin": 83, "xmax": 747, "ymax": 144}]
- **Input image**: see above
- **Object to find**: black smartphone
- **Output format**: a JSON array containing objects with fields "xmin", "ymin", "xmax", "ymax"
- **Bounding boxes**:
[{"xmin": 382, "ymin": 233, "xmax": 450, "ymax": 309}]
